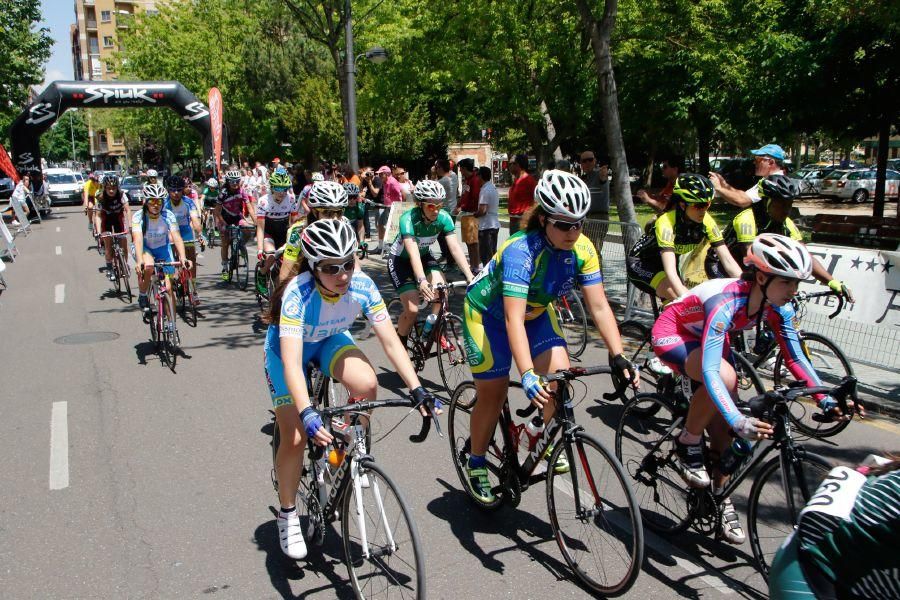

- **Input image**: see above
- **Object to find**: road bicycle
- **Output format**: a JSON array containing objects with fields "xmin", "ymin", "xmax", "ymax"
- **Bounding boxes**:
[
  {"xmin": 615, "ymin": 376, "xmax": 860, "ymax": 579},
  {"xmin": 224, "ymin": 224, "xmax": 254, "ymax": 289},
  {"xmin": 87, "ymin": 207, "xmax": 104, "ymax": 256},
  {"xmin": 270, "ymin": 364, "xmax": 441, "ymax": 599},
  {"xmin": 732, "ymin": 290, "xmax": 854, "ymax": 438},
  {"xmin": 386, "ymin": 281, "xmax": 469, "ymax": 395},
  {"xmin": 552, "ymin": 288, "xmax": 588, "ymax": 358},
  {"xmin": 146, "ymin": 261, "xmax": 182, "ymax": 371},
  {"xmin": 201, "ymin": 207, "xmax": 218, "ymax": 248},
  {"xmin": 254, "ymin": 248, "xmax": 284, "ymax": 313},
  {"xmin": 448, "ymin": 366, "xmax": 644, "ymax": 596},
  {"xmin": 174, "ymin": 262, "xmax": 200, "ymax": 327},
  {"xmin": 99, "ymin": 231, "xmax": 133, "ymax": 303}
]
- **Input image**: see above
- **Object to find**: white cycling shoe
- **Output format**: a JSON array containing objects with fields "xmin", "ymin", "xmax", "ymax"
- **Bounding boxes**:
[
  {"xmin": 719, "ymin": 498, "xmax": 746, "ymax": 545},
  {"xmin": 277, "ymin": 510, "xmax": 308, "ymax": 560},
  {"xmin": 674, "ymin": 440, "xmax": 711, "ymax": 488}
]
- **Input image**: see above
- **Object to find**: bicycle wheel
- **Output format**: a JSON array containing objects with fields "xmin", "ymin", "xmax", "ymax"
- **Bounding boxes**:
[
  {"xmin": 342, "ymin": 458, "xmax": 425, "ymax": 600},
  {"xmin": 437, "ymin": 314, "xmax": 469, "ymax": 395},
  {"xmin": 558, "ymin": 290, "xmax": 588, "ymax": 358},
  {"xmin": 732, "ymin": 351, "xmax": 766, "ymax": 401},
  {"xmin": 163, "ymin": 291, "xmax": 178, "ymax": 371},
  {"xmin": 148, "ymin": 283, "xmax": 160, "ymax": 346},
  {"xmin": 616, "ymin": 320, "xmax": 664, "ymax": 416},
  {"xmin": 254, "ymin": 263, "xmax": 265, "ymax": 309},
  {"xmin": 238, "ymin": 246, "xmax": 250, "ymax": 290},
  {"xmin": 118, "ymin": 251, "xmax": 133, "ymax": 303},
  {"xmin": 547, "ymin": 431, "xmax": 644, "ymax": 596},
  {"xmin": 773, "ymin": 332, "xmax": 854, "ymax": 438},
  {"xmin": 615, "ymin": 393, "xmax": 692, "ymax": 534},
  {"xmin": 447, "ymin": 381, "xmax": 507, "ymax": 511},
  {"xmin": 112, "ymin": 255, "xmax": 122, "ymax": 294},
  {"xmin": 183, "ymin": 275, "xmax": 198, "ymax": 327},
  {"xmin": 747, "ymin": 450, "xmax": 832, "ymax": 580}
]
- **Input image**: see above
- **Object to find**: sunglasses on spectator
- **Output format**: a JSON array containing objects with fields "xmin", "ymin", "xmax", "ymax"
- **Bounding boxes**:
[
  {"xmin": 754, "ymin": 156, "xmax": 775, "ymax": 163},
  {"xmin": 547, "ymin": 217, "xmax": 585, "ymax": 231},
  {"xmin": 316, "ymin": 258, "xmax": 356, "ymax": 275}
]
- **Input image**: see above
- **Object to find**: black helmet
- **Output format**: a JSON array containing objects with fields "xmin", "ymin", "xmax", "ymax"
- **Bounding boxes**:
[
  {"xmin": 758, "ymin": 174, "xmax": 798, "ymax": 203},
  {"xmin": 165, "ymin": 175, "xmax": 184, "ymax": 191},
  {"xmin": 672, "ymin": 173, "xmax": 715, "ymax": 204},
  {"xmin": 102, "ymin": 174, "xmax": 119, "ymax": 187}
]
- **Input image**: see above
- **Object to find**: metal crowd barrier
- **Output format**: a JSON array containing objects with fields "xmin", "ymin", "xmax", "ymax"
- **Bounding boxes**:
[{"xmin": 580, "ymin": 218, "xmax": 644, "ymax": 319}]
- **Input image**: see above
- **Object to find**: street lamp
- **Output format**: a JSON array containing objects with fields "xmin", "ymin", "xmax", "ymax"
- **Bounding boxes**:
[{"xmin": 69, "ymin": 108, "xmax": 78, "ymax": 166}]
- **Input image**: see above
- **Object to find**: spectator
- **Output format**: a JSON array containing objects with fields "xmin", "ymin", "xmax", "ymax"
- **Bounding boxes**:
[
  {"xmin": 710, "ymin": 143, "xmax": 787, "ymax": 208},
  {"xmin": 374, "ymin": 165, "xmax": 402, "ymax": 253},
  {"xmin": 636, "ymin": 153, "xmax": 684, "ymax": 214},
  {"xmin": 434, "ymin": 159, "xmax": 457, "ymax": 214},
  {"xmin": 32, "ymin": 173, "xmax": 50, "ymax": 216},
  {"xmin": 579, "ymin": 151, "xmax": 610, "ymax": 219},
  {"xmin": 476, "ymin": 166, "xmax": 499, "ymax": 265},
  {"xmin": 454, "ymin": 158, "xmax": 482, "ymax": 272},
  {"xmin": 555, "ymin": 158, "xmax": 573, "ymax": 172},
  {"xmin": 507, "ymin": 154, "xmax": 536, "ymax": 234},
  {"xmin": 360, "ymin": 166, "xmax": 380, "ymax": 240},
  {"xmin": 291, "ymin": 164, "xmax": 306, "ymax": 196},
  {"xmin": 344, "ymin": 164, "xmax": 362, "ymax": 188},
  {"xmin": 394, "ymin": 166, "xmax": 414, "ymax": 202},
  {"xmin": 2, "ymin": 174, "xmax": 32, "ymax": 225}
]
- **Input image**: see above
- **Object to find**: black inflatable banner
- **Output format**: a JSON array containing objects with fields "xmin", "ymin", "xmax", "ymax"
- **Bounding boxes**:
[{"xmin": 9, "ymin": 81, "xmax": 215, "ymax": 181}]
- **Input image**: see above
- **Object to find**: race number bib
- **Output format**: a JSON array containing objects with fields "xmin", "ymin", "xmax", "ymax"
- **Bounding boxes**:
[{"xmin": 799, "ymin": 466, "xmax": 866, "ymax": 521}]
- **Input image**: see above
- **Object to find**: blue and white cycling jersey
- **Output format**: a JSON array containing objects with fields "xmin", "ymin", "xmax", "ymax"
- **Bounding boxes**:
[
  {"xmin": 131, "ymin": 209, "xmax": 177, "ymax": 250},
  {"xmin": 164, "ymin": 197, "xmax": 198, "ymax": 242}
]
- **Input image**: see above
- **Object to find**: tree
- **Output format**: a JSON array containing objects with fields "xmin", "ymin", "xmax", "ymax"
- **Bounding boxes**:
[
  {"xmin": 41, "ymin": 110, "xmax": 90, "ymax": 164},
  {"xmin": 0, "ymin": 0, "xmax": 53, "ymax": 141}
]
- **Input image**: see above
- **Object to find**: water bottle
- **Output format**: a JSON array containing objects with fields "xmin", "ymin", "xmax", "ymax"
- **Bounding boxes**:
[
  {"xmin": 422, "ymin": 313, "xmax": 438, "ymax": 337},
  {"xmin": 719, "ymin": 438, "xmax": 753, "ymax": 476},
  {"xmin": 524, "ymin": 416, "xmax": 544, "ymax": 451}
]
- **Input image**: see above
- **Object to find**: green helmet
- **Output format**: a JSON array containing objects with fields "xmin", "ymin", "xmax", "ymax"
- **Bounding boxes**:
[
  {"xmin": 672, "ymin": 173, "xmax": 715, "ymax": 204},
  {"xmin": 269, "ymin": 171, "xmax": 292, "ymax": 190}
]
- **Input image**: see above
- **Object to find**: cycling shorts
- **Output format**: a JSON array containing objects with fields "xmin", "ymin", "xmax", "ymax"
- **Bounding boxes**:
[
  {"xmin": 221, "ymin": 213, "xmax": 250, "ymax": 229},
  {"xmin": 264, "ymin": 329, "xmax": 358, "ymax": 408},
  {"xmin": 263, "ymin": 231, "xmax": 288, "ymax": 250},
  {"xmin": 141, "ymin": 243, "xmax": 175, "ymax": 275},
  {"xmin": 768, "ymin": 534, "xmax": 816, "ymax": 600},
  {"xmin": 651, "ymin": 307, "xmax": 735, "ymax": 379},
  {"xmin": 625, "ymin": 254, "xmax": 666, "ymax": 295},
  {"xmin": 462, "ymin": 299, "xmax": 566, "ymax": 380},
  {"xmin": 100, "ymin": 211, "xmax": 126, "ymax": 234},
  {"xmin": 387, "ymin": 252, "xmax": 442, "ymax": 295}
]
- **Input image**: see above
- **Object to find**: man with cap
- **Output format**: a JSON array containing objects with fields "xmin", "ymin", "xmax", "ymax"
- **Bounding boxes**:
[{"xmin": 710, "ymin": 143, "xmax": 787, "ymax": 209}]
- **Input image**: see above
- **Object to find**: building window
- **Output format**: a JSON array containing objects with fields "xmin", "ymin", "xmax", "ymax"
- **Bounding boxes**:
[
  {"xmin": 100, "ymin": 10, "xmax": 111, "ymax": 22},
  {"xmin": 103, "ymin": 36, "xmax": 114, "ymax": 47}
]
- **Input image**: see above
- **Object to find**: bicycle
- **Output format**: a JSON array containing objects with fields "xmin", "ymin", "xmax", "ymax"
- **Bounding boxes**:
[
  {"xmin": 146, "ymin": 261, "xmax": 182, "ymax": 371},
  {"xmin": 731, "ymin": 290, "xmax": 854, "ymax": 438},
  {"xmin": 552, "ymin": 287, "xmax": 588, "ymax": 358},
  {"xmin": 254, "ymin": 248, "xmax": 284, "ymax": 313},
  {"xmin": 99, "ymin": 232, "xmax": 133, "ymax": 303},
  {"xmin": 270, "ymin": 365, "xmax": 442, "ymax": 599},
  {"xmin": 87, "ymin": 207, "xmax": 103, "ymax": 256},
  {"xmin": 174, "ymin": 262, "xmax": 200, "ymax": 327},
  {"xmin": 201, "ymin": 207, "xmax": 218, "ymax": 248},
  {"xmin": 224, "ymin": 224, "xmax": 253, "ymax": 290},
  {"xmin": 615, "ymin": 376, "xmax": 860, "ymax": 580},
  {"xmin": 386, "ymin": 281, "xmax": 469, "ymax": 395},
  {"xmin": 448, "ymin": 366, "xmax": 644, "ymax": 596}
]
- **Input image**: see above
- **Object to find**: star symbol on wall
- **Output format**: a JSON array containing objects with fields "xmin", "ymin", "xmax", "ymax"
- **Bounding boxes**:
[
  {"xmin": 865, "ymin": 258, "xmax": 878, "ymax": 271},
  {"xmin": 883, "ymin": 261, "xmax": 895, "ymax": 274},
  {"xmin": 850, "ymin": 256, "xmax": 863, "ymax": 269}
]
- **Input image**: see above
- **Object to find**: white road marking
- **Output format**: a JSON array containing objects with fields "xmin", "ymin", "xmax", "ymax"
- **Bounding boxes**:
[
  {"xmin": 49, "ymin": 402, "xmax": 69, "ymax": 490},
  {"xmin": 55, "ymin": 226, "xmax": 61, "ymax": 232},
  {"xmin": 55, "ymin": 246, "xmax": 62, "ymax": 255},
  {"xmin": 54, "ymin": 284, "xmax": 65, "ymax": 303}
]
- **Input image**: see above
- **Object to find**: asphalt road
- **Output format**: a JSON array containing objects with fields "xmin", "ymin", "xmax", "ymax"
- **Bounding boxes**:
[{"xmin": 1, "ymin": 207, "xmax": 897, "ymax": 599}]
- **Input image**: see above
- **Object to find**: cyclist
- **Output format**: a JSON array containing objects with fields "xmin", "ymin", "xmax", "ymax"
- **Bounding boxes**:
[
  {"xmin": 199, "ymin": 177, "xmax": 219, "ymax": 243},
  {"xmin": 706, "ymin": 174, "xmax": 854, "ymax": 301},
  {"xmin": 343, "ymin": 183, "xmax": 366, "ymax": 248},
  {"xmin": 132, "ymin": 184, "xmax": 191, "ymax": 317},
  {"xmin": 650, "ymin": 234, "xmax": 860, "ymax": 545},
  {"xmin": 388, "ymin": 179, "xmax": 475, "ymax": 349},
  {"xmin": 96, "ymin": 174, "xmax": 132, "ymax": 282},
  {"xmin": 627, "ymin": 173, "xmax": 743, "ymax": 301},
  {"xmin": 769, "ymin": 457, "xmax": 899, "ymax": 600},
  {"xmin": 255, "ymin": 170, "xmax": 299, "ymax": 294},
  {"xmin": 145, "ymin": 169, "xmax": 159, "ymax": 185},
  {"xmin": 83, "ymin": 171, "xmax": 102, "ymax": 231},
  {"xmin": 278, "ymin": 181, "xmax": 349, "ymax": 282},
  {"xmin": 462, "ymin": 170, "xmax": 638, "ymax": 503},
  {"xmin": 164, "ymin": 175, "xmax": 202, "ymax": 303},
  {"xmin": 298, "ymin": 172, "xmax": 324, "ymax": 215},
  {"xmin": 215, "ymin": 169, "xmax": 256, "ymax": 281},
  {"xmin": 263, "ymin": 218, "xmax": 437, "ymax": 560}
]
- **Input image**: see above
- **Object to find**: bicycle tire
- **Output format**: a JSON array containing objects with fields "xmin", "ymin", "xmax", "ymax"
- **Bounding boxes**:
[
  {"xmin": 615, "ymin": 393, "xmax": 693, "ymax": 535},
  {"xmin": 747, "ymin": 450, "xmax": 832, "ymax": 581},
  {"xmin": 732, "ymin": 350, "xmax": 767, "ymax": 400},
  {"xmin": 163, "ymin": 291, "xmax": 178, "ymax": 371},
  {"xmin": 342, "ymin": 458, "xmax": 425, "ymax": 600},
  {"xmin": 148, "ymin": 282, "xmax": 160, "ymax": 347},
  {"xmin": 238, "ymin": 246, "xmax": 250, "ymax": 291},
  {"xmin": 546, "ymin": 431, "xmax": 644, "ymax": 596},
  {"xmin": 183, "ymin": 275, "xmax": 198, "ymax": 328},
  {"xmin": 118, "ymin": 250, "xmax": 132, "ymax": 303},
  {"xmin": 254, "ymin": 263, "xmax": 265, "ymax": 309},
  {"xmin": 437, "ymin": 314, "xmax": 470, "ymax": 395},
  {"xmin": 447, "ymin": 381, "xmax": 507, "ymax": 511},
  {"xmin": 112, "ymin": 254, "xmax": 122, "ymax": 295},
  {"xmin": 617, "ymin": 320, "xmax": 663, "ymax": 416},
  {"xmin": 772, "ymin": 332, "xmax": 854, "ymax": 438},
  {"xmin": 558, "ymin": 289, "xmax": 588, "ymax": 358}
]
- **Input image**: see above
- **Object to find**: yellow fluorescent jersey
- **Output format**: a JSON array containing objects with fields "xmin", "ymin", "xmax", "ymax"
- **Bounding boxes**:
[{"xmin": 655, "ymin": 209, "xmax": 724, "ymax": 255}]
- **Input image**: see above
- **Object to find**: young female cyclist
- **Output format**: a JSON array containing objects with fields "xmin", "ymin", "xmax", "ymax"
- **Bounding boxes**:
[
  {"xmin": 132, "ymin": 184, "xmax": 191, "ymax": 318},
  {"xmin": 343, "ymin": 182, "xmax": 366, "ymax": 247},
  {"xmin": 278, "ymin": 180, "xmax": 349, "ymax": 283},
  {"xmin": 254, "ymin": 170, "xmax": 299, "ymax": 294},
  {"xmin": 96, "ymin": 174, "xmax": 132, "ymax": 282},
  {"xmin": 163, "ymin": 175, "xmax": 201, "ymax": 302},
  {"xmin": 215, "ymin": 169, "xmax": 256, "ymax": 281},
  {"xmin": 651, "ymin": 234, "xmax": 862, "ymax": 545},
  {"xmin": 462, "ymin": 170, "xmax": 638, "ymax": 504},
  {"xmin": 388, "ymin": 179, "xmax": 474, "ymax": 349},
  {"xmin": 263, "ymin": 218, "xmax": 438, "ymax": 560},
  {"xmin": 627, "ymin": 173, "xmax": 742, "ymax": 301}
]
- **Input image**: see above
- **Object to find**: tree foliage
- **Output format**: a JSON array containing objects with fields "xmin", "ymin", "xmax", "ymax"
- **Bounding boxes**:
[{"xmin": 41, "ymin": 110, "xmax": 90, "ymax": 163}]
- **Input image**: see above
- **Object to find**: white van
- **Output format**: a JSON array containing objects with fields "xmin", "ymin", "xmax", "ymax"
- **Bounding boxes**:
[{"xmin": 45, "ymin": 168, "xmax": 84, "ymax": 205}]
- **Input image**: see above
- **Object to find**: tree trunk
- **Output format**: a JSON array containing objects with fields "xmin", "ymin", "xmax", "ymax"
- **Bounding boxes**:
[
  {"xmin": 873, "ymin": 116, "xmax": 890, "ymax": 220},
  {"xmin": 539, "ymin": 100, "xmax": 564, "ymax": 163},
  {"xmin": 645, "ymin": 147, "xmax": 655, "ymax": 187},
  {"xmin": 574, "ymin": 0, "xmax": 636, "ymax": 226}
]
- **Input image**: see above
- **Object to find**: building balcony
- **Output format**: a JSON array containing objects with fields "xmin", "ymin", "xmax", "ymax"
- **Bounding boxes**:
[{"xmin": 85, "ymin": 19, "xmax": 97, "ymax": 30}]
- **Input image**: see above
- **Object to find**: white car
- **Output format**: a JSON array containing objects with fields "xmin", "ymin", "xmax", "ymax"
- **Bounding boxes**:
[
  {"xmin": 821, "ymin": 168, "xmax": 900, "ymax": 203},
  {"xmin": 45, "ymin": 168, "xmax": 84, "ymax": 205}
]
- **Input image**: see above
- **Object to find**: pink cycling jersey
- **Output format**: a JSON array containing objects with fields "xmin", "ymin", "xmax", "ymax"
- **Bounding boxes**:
[{"xmin": 652, "ymin": 277, "xmax": 821, "ymax": 428}]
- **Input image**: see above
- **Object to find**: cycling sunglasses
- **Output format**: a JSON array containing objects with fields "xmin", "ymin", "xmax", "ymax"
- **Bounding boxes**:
[
  {"xmin": 316, "ymin": 258, "xmax": 356, "ymax": 275},
  {"xmin": 547, "ymin": 217, "xmax": 585, "ymax": 232},
  {"xmin": 272, "ymin": 186, "xmax": 291, "ymax": 193},
  {"xmin": 423, "ymin": 202, "xmax": 443, "ymax": 210},
  {"xmin": 316, "ymin": 208, "xmax": 344, "ymax": 219},
  {"xmin": 687, "ymin": 201, "xmax": 712, "ymax": 209}
]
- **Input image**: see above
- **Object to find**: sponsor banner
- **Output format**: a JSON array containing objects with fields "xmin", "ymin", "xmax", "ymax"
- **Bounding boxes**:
[
  {"xmin": 0, "ymin": 144, "xmax": 20, "ymax": 182},
  {"xmin": 208, "ymin": 88, "xmax": 223, "ymax": 176}
]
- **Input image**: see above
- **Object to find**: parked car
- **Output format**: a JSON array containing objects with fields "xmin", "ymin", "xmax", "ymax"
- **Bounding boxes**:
[
  {"xmin": 0, "ymin": 176, "xmax": 15, "ymax": 200},
  {"xmin": 789, "ymin": 166, "xmax": 838, "ymax": 197},
  {"xmin": 839, "ymin": 169, "xmax": 900, "ymax": 203},
  {"xmin": 120, "ymin": 175, "xmax": 146, "ymax": 205},
  {"xmin": 45, "ymin": 168, "xmax": 84, "ymax": 205}
]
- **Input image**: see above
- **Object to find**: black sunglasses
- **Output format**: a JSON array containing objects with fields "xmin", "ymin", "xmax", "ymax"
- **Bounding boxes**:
[
  {"xmin": 316, "ymin": 258, "xmax": 356, "ymax": 275},
  {"xmin": 547, "ymin": 217, "xmax": 585, "ymax": 232}
]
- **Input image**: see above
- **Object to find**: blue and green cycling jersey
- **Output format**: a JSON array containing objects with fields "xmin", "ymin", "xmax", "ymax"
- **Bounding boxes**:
[{"xmin": 465, "ymin": 229, "xmax": 603, "ymax": 322}]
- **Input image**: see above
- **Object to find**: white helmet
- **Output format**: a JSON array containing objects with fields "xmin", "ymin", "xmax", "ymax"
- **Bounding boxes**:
[
  {"xmin": 413, "ymin": 179, "xmax": 446, "ymax": 203},
  {"xmin": 534, "ymin": 169, "xmax": 591, "ymax": 220},
  {"xmin": 744, "ymin": 233, "xmax": 812, "ymax": 280},
  {"xmin": 142, "ymin": 183, "xmax": 167, "ymax": 200},
  {"xmin": 300, "ymin": 218, "xmax": 358, "ymax": 265},
  {"xmin": 308, "ymin": 180, "xmax": 348, "ymax": 208},
  {"xmin": 311, "ymin": 172, "xmax": 325, "ymax": 182},
  {"xmin": 206, "ymin": 178, "xmax": 218, "ymax": 188},
  {"xmin": 146, "ymin": 169, "xmax": 158, "ymax": 178},
  {"xmin": 224, "ymin": 170, "xmax": 242, "ymax": 183}
]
